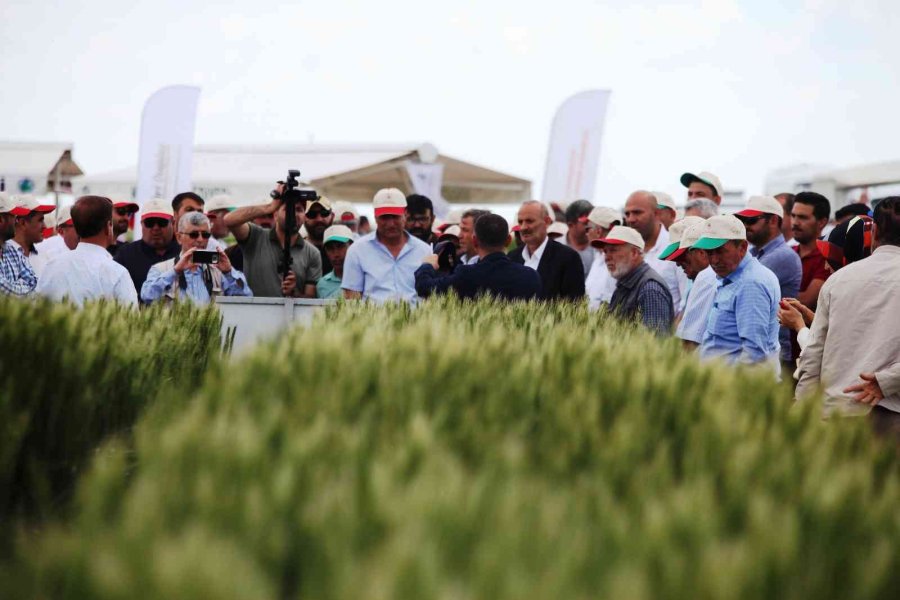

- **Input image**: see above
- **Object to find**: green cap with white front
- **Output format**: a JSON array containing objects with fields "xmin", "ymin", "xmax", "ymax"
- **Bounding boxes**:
[
  {"xmin": 692, "ymin": 215, "xmax": 747, "ymax": 250},
  {"xmin": 323, "ymin": 224, "xmax": 354, "ymax": 244}
]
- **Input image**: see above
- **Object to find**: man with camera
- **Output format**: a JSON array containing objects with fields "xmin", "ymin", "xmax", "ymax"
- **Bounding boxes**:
[
  {"xmin": 223, "ymin": 185, "xmax": 322, "ymax": 298},
  {"xmin": 142, "ymin": 212, "xmax": 251, "ymax": 305},
  {"xmin": 415, "ymin": 214, "xmax": 542, "ymax": 301}
]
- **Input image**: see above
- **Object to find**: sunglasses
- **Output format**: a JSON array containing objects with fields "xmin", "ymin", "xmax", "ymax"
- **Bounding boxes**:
[
  {"xmin": 115, "ymin": 207, "xmax": 136, "ymax": 216},
  {"xmin": 143, "ymin": 217, "xmax": 171, "ymax": 228},
  {"xmin": 305, "ymin": 209, "xmax": 332, "ymax": 219},
  {"xmin": 737, "ymin": 215, "xmax": 764, "ymax": 226},
  {"xmin": 186, "ymin": 231, "xmax": 212, "ymax": 239}
]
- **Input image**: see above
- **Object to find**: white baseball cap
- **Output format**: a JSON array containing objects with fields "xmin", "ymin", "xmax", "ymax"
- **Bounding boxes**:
[
  {"xmin": 734, "ymin": 195, "xmax": 783, "ymax": 219},
  {"xmin": 11, "ymin": 194, "xmax": 55, "ymax": 216},
  {"xmin": 373, "ymin": 188, "xmax": 407, "ymax": 217},
  {"xmin": 323, "ymin": 224, "xmax": 354, "ymax": 244},
  {"xmin": 205, "ymin": 194, "xmax": 234, "ymax": 213},
  {"xmin": 692, "ymin": 215, "xmax": 746, "ymax": 250},
  {"xmin": 141, "ymin": 198, "xmax": 175, "ymax": 221},
  {"xmin": 439, "ymin": 224, "xmax": 461, "ymax": 240},
  {"xmin": 333, "ymin": 201, "xmax": 359, "ymax": 224},
  {"xmin": 680, "ymin": 171, "xmax": 723, "ymax": 197},
  {"xmin": 592, "ymin": 225, "xmax": 644, "ymax": 249},
  {"xmin": 0, "ymin": 192, "xmax": 16, "ymax": 214},
  {"xmin": 653, "ymin": 191, "xmax": 677, "ymax": 211},
  {"xmin": 56, "ymin": 204, "xmax": 74, "ymax": 227},
  {"xmin": 587, "ymin": 206, "xmax": 621, "ymax": 229},
  {"xmin": 658, "ymin": 216, "xmax": 706, "ymax": 260},
  {"xmin": 547, "ymin": 222, "xmax": 568, "ymax": 237}
]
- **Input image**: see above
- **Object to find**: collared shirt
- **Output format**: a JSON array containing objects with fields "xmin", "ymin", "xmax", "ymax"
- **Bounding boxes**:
[
  {"xmin": 700, "ymin": 254, "xmax": 781, "ymax": 370},
  {"xmin": 676, "ymin": 266, "xmax": 717, "ymax": 344},
  {"xmin": 645, "ymin": 225, "xmax": 688, "ymax": 314},
  {"xmin": 461, "ymin": 254, "xmax": 480, "ymax": 266},
  {"xmin": 114, "ymin": 238, "xmax": 181, "ymax": 298},
  {"xmin": 141, "ymin": 259, "xmax": 252, "ymax": 305},
  {"xmin": 7, "ymin": 239, "xmax": 47, "ymax": 278},
  {"xmin": 797, "ymin": 245, "xmax": 900, "ymax": 415},
  {"xmin": 609, "ymin": 261, "xmax": 674, "ymax": 335},
  {"xmin": 341, "ymin": 231, "xmax": 432, "ymax": 303},
  {"xmin": 751, "ymin": 234, "xmax": 802, "ymax": 362},
  {"xmin": 585, "ymin": 253, "xmax": 616, "ymax": 310},
  {"xmin": 35, "ymin": 235, "xmax": 71, "ymax": 264},
  {"xmin": 795, "ymin": 242, "xmax": 831, "ymax": 297},
  {"xmin": 521, "ymin": 236, "xmax": 549, "ymax": 271},
  {"xmin": 36, "ymin": 242, "xmax": 137, "ymax": 306},
  {"xmin": 0, "ymin": 240, "xmax": 37, "ymax": 296},
  {"xmin": 316, "ymin": 271, "xmax": 343, "ymax": 299},
  {"xmin": 239, "ymin": 223, "xmax": 322, "ymax": 297}
]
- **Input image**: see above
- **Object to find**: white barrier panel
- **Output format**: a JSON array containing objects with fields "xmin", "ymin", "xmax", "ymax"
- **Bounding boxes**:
[{"xmin": 215, "ymin": 297, "xmax": 333, "ymax": 352}]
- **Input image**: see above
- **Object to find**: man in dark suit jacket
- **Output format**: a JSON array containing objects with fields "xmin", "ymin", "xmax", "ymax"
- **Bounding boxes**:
[
  {"xmin": 507, "ymin": 201, "xmax": 585, "ymax": 300},
  {"xmin": 415, "ymin": 214, "xmax": 542, "ymax": 300}
]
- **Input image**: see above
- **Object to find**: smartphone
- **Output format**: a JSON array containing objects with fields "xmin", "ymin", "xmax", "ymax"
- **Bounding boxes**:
[{"xmin": 192, "ymin": 250, "xmax": 219, "ymax": 265}]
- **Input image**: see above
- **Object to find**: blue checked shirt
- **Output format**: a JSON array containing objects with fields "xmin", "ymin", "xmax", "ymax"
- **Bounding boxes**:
[
  {"xmin": 700, "ymin": 254, "xmax": 781, "ymax": 367},
  {"xmin": 750, "ymin": 234, "xmax": 802, "ymax": 362},
  {"xmin": 0, "ymin": 241, "xmax": 37, "ymax": 296}
]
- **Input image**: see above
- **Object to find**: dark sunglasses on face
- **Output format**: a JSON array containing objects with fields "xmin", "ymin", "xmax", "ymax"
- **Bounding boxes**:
[
  {"xmin": 186, "ymin": 231, "xmax": 212, "ymax": 239},
  {"xmin": 737, "ymin": 215, "xmax": 763, "ymax": 226},
  {"xmin": 143, "ymin": 217, "xmax": 170, "ymax": 229},
  {"xmin": 305, "ymin": 209, "xmax": 332, "ymax": 219},
  {"xmin": 115, "ymin": 208, "xmax": 136, "ymax": 216}
]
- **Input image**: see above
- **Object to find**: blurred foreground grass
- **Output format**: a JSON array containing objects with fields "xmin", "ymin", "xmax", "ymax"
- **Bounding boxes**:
[{"xmin": 5, "ymin": 297, "xmax": 900, "ymax": 599}]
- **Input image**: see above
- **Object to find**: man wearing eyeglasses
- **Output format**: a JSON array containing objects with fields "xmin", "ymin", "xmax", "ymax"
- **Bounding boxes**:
[
  {"xmin": 303, "ymin": 196, "xmax": 336, "ymax": 273},
  {"xmin": 113, "ymin": 198, "xmax": 181, "ymax": 297},
  {"xmin": 141, "ymin": 211, "xmax": 250, "ymax": 305},
  {"xmin": 108, "ymin": 200, "xmax": 139, "ymax": 256}
]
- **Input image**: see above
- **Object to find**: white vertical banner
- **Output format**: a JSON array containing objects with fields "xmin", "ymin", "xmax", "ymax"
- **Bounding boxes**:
[
  {"xmin": 135, "ymin": 85, "xmax": 201, "ymax": 219},
  {"xmin": 541, "ymin": 89, "xmax": 611, "ymax": 204},
  {"xmin": 405, "ymin": 161, "xmax": 450, "ymax": 217}
]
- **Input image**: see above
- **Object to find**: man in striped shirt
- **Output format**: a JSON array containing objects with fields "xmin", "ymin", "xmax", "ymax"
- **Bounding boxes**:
[{"xmin": 0, "ymin": 193, "xmax": 37, "ymax": 297}]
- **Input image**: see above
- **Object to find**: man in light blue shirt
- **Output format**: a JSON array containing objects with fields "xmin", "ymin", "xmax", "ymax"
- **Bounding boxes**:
[
  {"xmin": 661, "ymin": 219, "xmax": 716, "ymax": 348},
  {"xmin": 695, "ymin": 215, "xmax": 781, "ymax": 372},
  {"xmin": 316, "ymin": 224, "xmax": 354, "ymax": 299},
  {"xmin": 142, "ymin": 212, "xmax": 251, "ymax": 305},
  {"xmin": 341, "ymin": 188, "xmax": 432, "ymax": 303},
  {"xmin": 735, "ymin": 196, "xmax": 802, "ymax": 365}
]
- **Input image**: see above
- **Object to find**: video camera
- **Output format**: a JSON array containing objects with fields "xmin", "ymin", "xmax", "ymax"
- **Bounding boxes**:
[{"xmin": 272, "ymin": 170, "xmax": 318, "ymax": 279}]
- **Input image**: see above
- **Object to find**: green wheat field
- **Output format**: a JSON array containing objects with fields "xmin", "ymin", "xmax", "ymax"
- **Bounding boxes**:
[{"xmin": 2, "ymin": 296, "xmax": 899, "ymax": 599}]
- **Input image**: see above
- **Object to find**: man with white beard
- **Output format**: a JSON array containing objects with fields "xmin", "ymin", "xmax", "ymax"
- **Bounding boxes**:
[{"xmin": 594, "ymin": 225, "xmax": 674, "ymax": 335}]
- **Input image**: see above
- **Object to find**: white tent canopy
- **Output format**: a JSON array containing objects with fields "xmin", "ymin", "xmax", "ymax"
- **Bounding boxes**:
[{"xmin": 73, "ymin": 143, "xmax": 531, "ymax": 206}]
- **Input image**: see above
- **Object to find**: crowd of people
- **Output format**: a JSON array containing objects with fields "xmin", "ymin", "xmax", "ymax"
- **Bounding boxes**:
[{"xmin": 1, "ymin": 170, "xmax": 897, "ymax": 434}]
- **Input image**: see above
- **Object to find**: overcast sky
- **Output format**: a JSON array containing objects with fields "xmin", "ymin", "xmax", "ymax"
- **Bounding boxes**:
[{"xmin": 2, "ymin": 0, "xmax": 898, "ymax": 207}]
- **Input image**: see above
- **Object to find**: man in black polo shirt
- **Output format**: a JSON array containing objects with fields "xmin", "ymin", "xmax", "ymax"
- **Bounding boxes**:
[
  {"xmin": 114, "ymin": 198, "xmax": 180, "ymax": 298},
  {"xmin": 223, "ymin": 188, "xmax": 322, "ymax": 297}
]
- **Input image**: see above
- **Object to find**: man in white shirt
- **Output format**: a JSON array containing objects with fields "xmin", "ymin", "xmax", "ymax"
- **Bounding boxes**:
[
  {"xmin": 584, "ymin": 206, "xmax": 621, "ymax": 309},
  {"xmin": 662, "ymin": 219, "xmax": 716, "ymax": 349},
  {"xmin": 37, "ymin": 196, "xmax": 138, "ymax": 306},
  {"xmin": 624, "ymin": 190, "xmax": 688, "ymax": 312},
  {"xmin": 35, "ymin": 204, "xmax": 79, "ymax": 262}
]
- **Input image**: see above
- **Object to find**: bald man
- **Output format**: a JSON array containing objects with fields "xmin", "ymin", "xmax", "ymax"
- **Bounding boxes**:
[
  {"xmin": 623, "ymin": 190, "xmax": 688, "ymax": 312},
  {"xmin": 508, "ymin": 201, "xmax": 584, "ymax": 300}
]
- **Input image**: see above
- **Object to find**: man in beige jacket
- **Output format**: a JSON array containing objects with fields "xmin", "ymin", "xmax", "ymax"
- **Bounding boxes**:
[{"xmin": 796, "ymin": 197, "xmax": 900, "ymax": 436}]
